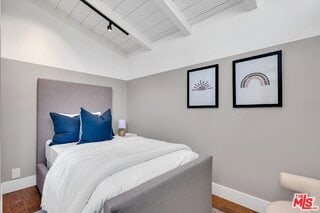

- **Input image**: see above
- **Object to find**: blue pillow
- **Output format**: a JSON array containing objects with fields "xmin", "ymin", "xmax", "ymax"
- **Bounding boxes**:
[
  {"xmin": 49, "ymin": 113, "xmax": 80, "ymax": 146},
  {"xmin": 79, "ymin": 108, "xmax": 113, "ymax": 144}
]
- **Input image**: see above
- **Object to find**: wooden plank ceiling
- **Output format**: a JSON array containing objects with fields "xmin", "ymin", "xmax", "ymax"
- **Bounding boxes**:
[{"xmin": 44, "ymin": 0, "xmax": 245, "ymax": 53}]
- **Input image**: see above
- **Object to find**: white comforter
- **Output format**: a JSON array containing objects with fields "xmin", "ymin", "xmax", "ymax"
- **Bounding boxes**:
[{"xmin": 41, "ymin": 136, "xmax": 198, "ymax": 213}]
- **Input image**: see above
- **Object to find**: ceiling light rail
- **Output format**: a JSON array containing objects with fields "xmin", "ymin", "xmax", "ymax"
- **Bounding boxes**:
[{"xmin": 80, "ymin": 0, "xmax": 129, "ymax": 36}]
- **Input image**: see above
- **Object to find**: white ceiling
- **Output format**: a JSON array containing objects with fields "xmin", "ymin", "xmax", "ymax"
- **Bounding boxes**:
[{"xmin": 43, "ymin": 0, "xmax": 245, "ymax": 54}]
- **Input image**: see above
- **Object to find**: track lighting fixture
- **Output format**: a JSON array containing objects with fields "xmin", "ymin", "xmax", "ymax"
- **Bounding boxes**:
[
  {"xmin": 107, "ymin": 22, "xmax": 112, "ymax": 32},
  {"xmin": 80, "ymin": 0, "xmax": 129, "ymax": 36}
]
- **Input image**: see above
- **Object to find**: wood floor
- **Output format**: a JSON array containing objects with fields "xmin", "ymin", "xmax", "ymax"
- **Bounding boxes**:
[
  {"xmin": 3, "ymin": 187, "xmax": 40, "ymax": 213},
  {"xmin": 212, "ymin": 195, "xmax": 256, "ymax": 213},
  {"xmin": 3, "ymin": 186, "xmax": 256, "ymax": 213}
]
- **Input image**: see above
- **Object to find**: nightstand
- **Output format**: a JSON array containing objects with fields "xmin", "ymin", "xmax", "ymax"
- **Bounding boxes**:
[
  {"xmin": 124, "ymin": 133, "xmax": 137, "ymax": 137},
  {"xmin": 117, "ymin": 133, "xmax": 137, "ymax": 137}
]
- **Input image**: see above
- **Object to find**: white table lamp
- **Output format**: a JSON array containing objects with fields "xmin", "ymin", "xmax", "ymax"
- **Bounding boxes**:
[{"xmin": 118, "ymin": 119, "xmax": 126, "ymax": 136}]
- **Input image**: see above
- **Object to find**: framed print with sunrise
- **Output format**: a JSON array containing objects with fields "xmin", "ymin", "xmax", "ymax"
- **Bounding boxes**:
[
  {"xmin": 187, "ymin": 65, "xmax": 218, "ymax": 108},
  {"xmin": 233, "ymin": 51, "xmax": 282, "ymax": 108}
]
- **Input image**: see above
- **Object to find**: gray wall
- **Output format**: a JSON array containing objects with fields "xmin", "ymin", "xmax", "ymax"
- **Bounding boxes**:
[
  {"xmin": 127, "ymin": 36, "xmax": 320, "ymax": 201},
  {"xmin": 0, "ymin": 58, "xmax": 127, "ymax": 182}
]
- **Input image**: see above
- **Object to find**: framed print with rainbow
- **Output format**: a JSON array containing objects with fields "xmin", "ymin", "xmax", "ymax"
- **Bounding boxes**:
[
  {"xmin": 233, "ymin": 51, "xmax": 282, "ymax": 108},
  {"xmin": 187, "ymin": 64, "xmax": 218, "ymax": 108}
]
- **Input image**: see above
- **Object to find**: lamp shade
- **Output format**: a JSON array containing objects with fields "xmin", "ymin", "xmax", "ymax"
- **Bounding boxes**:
[{"xmin": 118, "ymin": 119, "xmax": 126, "ymax": 129}]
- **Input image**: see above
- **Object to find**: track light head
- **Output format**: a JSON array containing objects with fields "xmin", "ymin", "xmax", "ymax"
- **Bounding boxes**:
[
  {"xmin": 107, "ymin": 23, "xmax": 112, "ymax": 32},
  {"xmin": 80, "ymin": 0, "xmax": 129, "ymax": 35}
]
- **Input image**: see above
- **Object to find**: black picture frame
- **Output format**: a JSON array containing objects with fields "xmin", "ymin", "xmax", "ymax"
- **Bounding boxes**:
[
  {"xmin": 187, "ymin": 64, "xmax": 219, "ymax": 108},
  {"xmin": 233, "ymin": 51, "xmax": 282, "ymax": 108}
]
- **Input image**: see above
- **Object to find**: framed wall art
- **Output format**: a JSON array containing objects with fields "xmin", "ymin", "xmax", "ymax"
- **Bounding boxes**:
[
  {"xmin": 233, "ymin": 51, "xmax": 282, "ymax": 108},
  {"xmin": 187, "ymin": 65, "xmax": 218, "ymax": 108}
]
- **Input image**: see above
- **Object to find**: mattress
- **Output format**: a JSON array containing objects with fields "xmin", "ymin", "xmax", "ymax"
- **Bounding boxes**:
[{"xmin": 45, "ymin": 140, "xmax": 77, "ymax": 168}]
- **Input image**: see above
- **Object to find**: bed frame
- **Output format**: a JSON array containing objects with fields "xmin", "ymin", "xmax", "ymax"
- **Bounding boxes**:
[{"xmin": 37, "ymin": 78, "xmax": 212, "ymax": 213}]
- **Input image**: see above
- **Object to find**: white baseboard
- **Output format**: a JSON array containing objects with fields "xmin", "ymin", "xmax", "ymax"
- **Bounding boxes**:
[
  {"xmin": 212, "ymin": 182, "xmax": 270, "ymax": 213},
  {"xmin": 1, "ymin": 175, "xmax": 36, "ymax": 194}
]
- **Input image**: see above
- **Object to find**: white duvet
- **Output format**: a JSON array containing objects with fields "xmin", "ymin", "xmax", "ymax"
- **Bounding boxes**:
[{"xmin": 41, "ymin": 136, "xmax": 198, "ymax": 213}]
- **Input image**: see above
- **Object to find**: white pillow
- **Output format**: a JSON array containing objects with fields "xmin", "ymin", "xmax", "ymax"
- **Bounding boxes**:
[
  {"xmin": 59, "ymin": 113, "xmax": 78, "ymax": 117},
  {"xmin": 59, "ymin": 112, "xmax": 101, "ymax": 117}
]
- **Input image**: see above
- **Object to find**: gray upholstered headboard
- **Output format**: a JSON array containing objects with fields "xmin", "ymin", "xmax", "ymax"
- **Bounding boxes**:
[{"xmin": 37, "ymin": 79, "xmax": 112, "ymax": 165}]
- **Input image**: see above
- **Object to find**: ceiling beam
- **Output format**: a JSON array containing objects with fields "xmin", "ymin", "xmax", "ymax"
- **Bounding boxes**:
[
  {"xmin": 85, "ymin": 0, "xmax": 152, "ymax": 50},
  {"xmin": 153, "ymin": 0, "xmax": 192, "ymax": 36},
  {"xmin": 244, "ymin": 0, "xmax": 258, "ymax": 11}
]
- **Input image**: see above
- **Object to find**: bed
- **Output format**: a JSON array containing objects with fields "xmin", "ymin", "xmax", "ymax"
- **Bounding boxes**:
[{"xmin": 37, "ymin": 78, "xmax": 212, "ymax": 213}]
